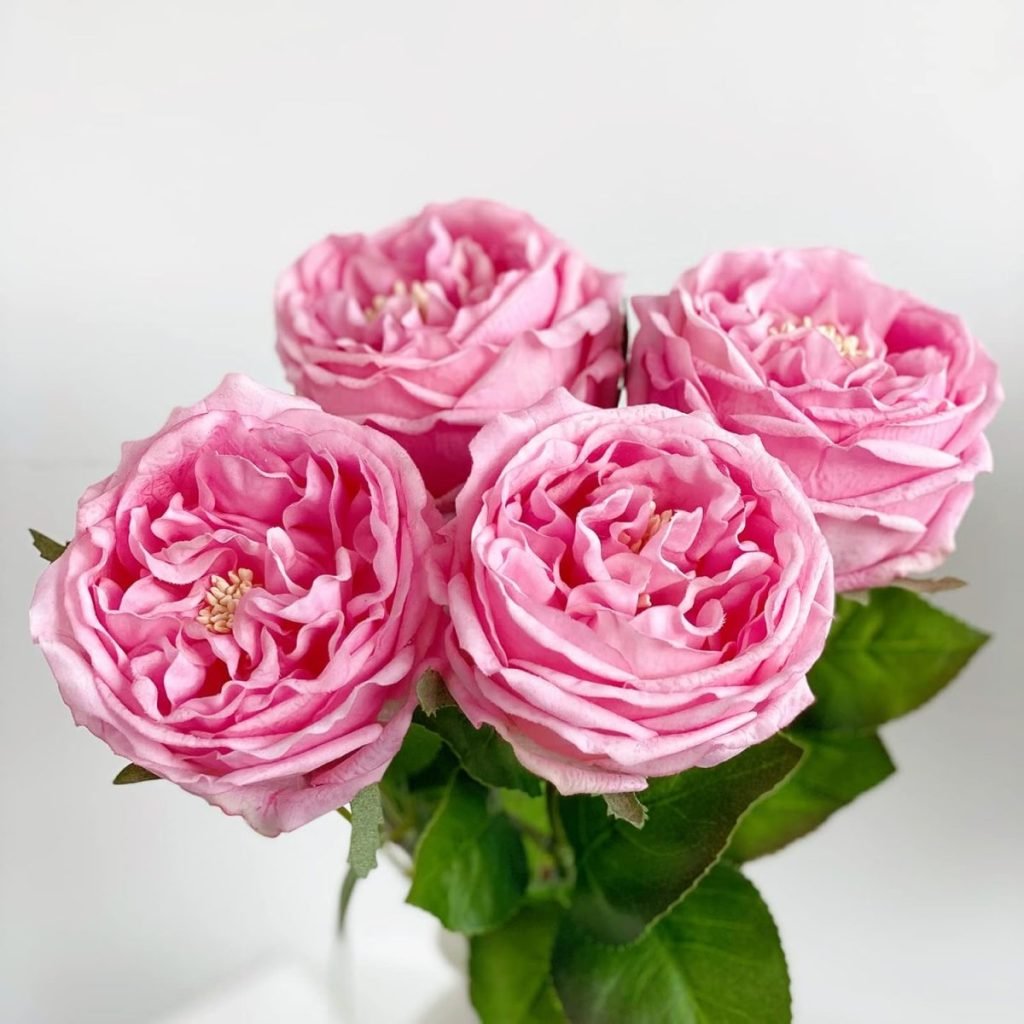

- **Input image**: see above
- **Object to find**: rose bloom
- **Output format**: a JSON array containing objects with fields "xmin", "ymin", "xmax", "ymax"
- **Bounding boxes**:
[
  {"xmin": 29, "ymin": 375, "xmax": 441, "ymax": 836},
  {"xmin": 275, "ymin": 199, "xmax": 624, "ymax": 497},
  {"xmin": 443, "ymin": 391, "xmax": 834, "ymax": 794},
  {"xmin": 629, "ymin": 248, "xmax": 1003, "ymax": 591}
]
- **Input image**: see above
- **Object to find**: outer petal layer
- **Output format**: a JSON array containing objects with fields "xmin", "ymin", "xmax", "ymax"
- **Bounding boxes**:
[
  {"xmin": 275, "ymin": 199, "xmax": 624, "ymax": 496},
  {"xmin": 628, "ymin": 249, "xmax": 1002, "ymax": 590},
  {"xmin": 444, "ymin": 391, "xmax": 834, "ymax": 793},
  {"xmin": 30, "ymin": 374, "xmax": 443, "ymax": 836}
]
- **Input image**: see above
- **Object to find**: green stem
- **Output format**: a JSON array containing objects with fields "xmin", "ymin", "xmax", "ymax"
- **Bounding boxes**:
[
  {"xmin": 337, "ymin": 865, "xmax": 358, "ymax": 933},
  {"xmin": 379, "ymin": 789, "xmax": 419, "ymax": 855},
  {"xmin": 509, "ymin": 815, "xmax": 556, "ymax": 854},
  {"xmin": 545, "ymin": 783, "xmax": 574, "ymax": 883}
]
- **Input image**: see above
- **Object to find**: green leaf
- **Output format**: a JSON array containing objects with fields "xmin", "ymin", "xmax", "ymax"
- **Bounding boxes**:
[
  {"xmin": 29, "ymin": 529, "xmax": 67, "ymax": 563},
  {"xmin": 386, "ymin": 722, "xmax": 445, "ymax": 782},
  {"xmin": 553, "ymin": 863, "xmax": 791, "ymax": 1024},
  {"xmin": 500, "ymin": 788, "xmax": 551, "ymax": 835},
  {"xmin": 559, "ymin": 734, "xmax": 801, "ymax": 944},
  {"xmin": 602, "ymin": 792, "xmax": 647, "ymax": 828},
  {"xmin": 419, "ymin": 706, "xmax": 542, "ymax": 796},
  {"xmin": 112, "ymin": 763, "xmax": 160, "ymax": 785},
  {"xmin": 408, "ymin": 772, "xmax": 529, "ymax": 934},
  {"xmin": 379, "ymin": 730, "xmax": 459, "ymax": 854},
  {"xmin": 470, "ymin": 903, "xmax": 568, "ymax": 1024},
  {"xmin": 727, "ymin": 731, "xmax": 895, "ymax": 862},
  {"xmin": 347, "ymin": 784, "xmax": 385, "ymax": 879},
  {"xmin": 802, "ymin": 589, "xmax": 989, "ymax": 732},
  {"xmin": 498, "ymin": 790, "xmax": 569, "ymax": 901}
]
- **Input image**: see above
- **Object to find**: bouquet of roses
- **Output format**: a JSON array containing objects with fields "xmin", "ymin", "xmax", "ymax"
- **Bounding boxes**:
[{"xmin": 29, "ymin": 201, "xmax": 1001, "ymax": 1023}]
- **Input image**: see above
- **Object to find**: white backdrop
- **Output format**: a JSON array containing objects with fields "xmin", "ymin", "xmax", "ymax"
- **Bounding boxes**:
[{"xmin": 2, "ymin": 2, "xmax": 1021, "ymax": 1022}]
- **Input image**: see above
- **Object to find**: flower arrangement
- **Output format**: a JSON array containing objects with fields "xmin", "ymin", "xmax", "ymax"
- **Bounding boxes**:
[{"xmin": 29, "ymin": 200, "xmax": 1001, "ymax": 1023}]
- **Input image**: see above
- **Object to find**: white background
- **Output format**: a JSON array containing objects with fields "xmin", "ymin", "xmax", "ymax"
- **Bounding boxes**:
[{"xmin": 2, "ymin": 1, "xmax": 1022, "ymax": 1021}]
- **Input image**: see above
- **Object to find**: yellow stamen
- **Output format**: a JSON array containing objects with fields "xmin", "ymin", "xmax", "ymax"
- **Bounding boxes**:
[
  {"xmin": 769, "ymin": 315, "xmax": 863, "ymax": 359},
  {"xmin": 619, "ymin": 505, "xmax": 674, "ymax": 554},
  {"xmin": 197, "ymin": 567, "xmax": 255, "ymax": 634},
  {"xmin": 364, "ymin": 279, "xmax": 431, "ymax": 321},
  {"xmin": 410, "ymin": 280, "xmax": 430, "ymax": 319}
]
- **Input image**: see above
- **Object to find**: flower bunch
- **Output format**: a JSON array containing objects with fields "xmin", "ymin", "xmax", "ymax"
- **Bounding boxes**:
[{"xmin": 30, "ymin": 202, "xmax": 999, "ymax": 1023}]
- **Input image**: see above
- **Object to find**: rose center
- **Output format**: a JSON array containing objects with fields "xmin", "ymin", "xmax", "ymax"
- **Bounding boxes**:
[
  {"xmin": 364, "ymin": 279, "xmax": 431, "ymax": 321},
  {"xmin": 618, "ymin": 504, "xmax": 674, "ymax": 554},
  {"xmin": 770, "ymin": 315, "xmax": 863, "ymax": 359},
  {"xmin": 616, "ymin": 504, "xmax": 678, "ymax": 614},
  {"xmin": 197, "ymin": 568, "xmax": 255, "ymax": 634}
]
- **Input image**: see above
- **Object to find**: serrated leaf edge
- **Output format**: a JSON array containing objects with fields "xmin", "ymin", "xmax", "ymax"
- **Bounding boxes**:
[{"xmin": 571, "ymin": 737, "xmax": 805, "ymax": 948}]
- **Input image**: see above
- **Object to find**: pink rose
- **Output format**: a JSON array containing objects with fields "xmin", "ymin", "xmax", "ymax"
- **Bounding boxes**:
[
  {"xmin": 628, "ymin": 249, "xmax": 1003, "ymax": 591},
  {"xmin": 442, "ymin": 391, "xmax": 833, "ymax": 795},
  {"xmin": 29, "ymin": 375, "xmax": 441, "ymax": 836},
  {"xmin": 275, "ymin": 199, "xmax": 624, "ymax": 497}
]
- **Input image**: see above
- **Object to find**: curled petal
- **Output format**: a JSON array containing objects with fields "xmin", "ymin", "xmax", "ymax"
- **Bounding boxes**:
[
  {"xmin": 445, "ymin": 392, "xmax": 834, "ymax": 793},
  {"xmin": 30, "ymin": 375, "xmax": 444, "ymax": 835},
  {"xmin": 275, "ymin": 200, "xmax": 624, "ymax": 495},
  {"xmin": 628, "ymin": 248, "xmax": 1002, "ymax": 590}
]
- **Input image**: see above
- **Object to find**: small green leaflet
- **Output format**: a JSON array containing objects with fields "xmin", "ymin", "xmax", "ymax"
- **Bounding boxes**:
[
  {"xmin": 29, "ymin": 529, "xmax": 67, "ymax": 563},
  {"xmin": 347, "ymin": 784, "xmax": 385, "ymax": 879},
  {"xmin": 602, "ymin": 792, "xmax": 647, "ymax": 828},
  {"xmin": 416, "ymin": 669, "xmax": 456, "ymax": 715},
  {"xmin": 112, "ymin": 763, "xmax": 160, "ymax": 784}
]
